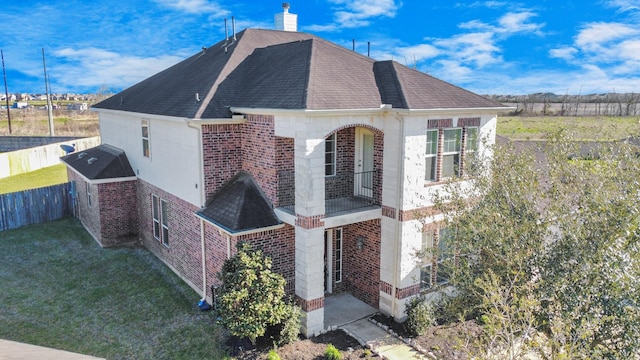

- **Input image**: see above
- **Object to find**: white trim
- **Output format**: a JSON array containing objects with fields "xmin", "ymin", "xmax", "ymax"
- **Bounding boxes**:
[
  {"xmin": 62, "ymin": 163, "xmax": 137, "ymax": 185},
  {"xmin": 230, "ymin": 105, "xmax": 515, "ymax": 117}
]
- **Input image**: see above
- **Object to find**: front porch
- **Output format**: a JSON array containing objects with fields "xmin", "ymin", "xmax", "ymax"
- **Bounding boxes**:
[{"xmin": 324, "ymin": 292, "xmax": 377, "ymax": 328}]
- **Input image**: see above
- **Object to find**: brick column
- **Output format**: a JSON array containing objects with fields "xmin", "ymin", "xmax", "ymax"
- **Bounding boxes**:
[{"xmin": 294, "ymin": 136, "xmax": 326, "ymax": 336}]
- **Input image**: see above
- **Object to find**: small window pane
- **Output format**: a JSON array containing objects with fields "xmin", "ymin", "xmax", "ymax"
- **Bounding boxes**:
[
  {"xmin": 420, "ymin": 266, "xmax": 432, "ymax": 290},
  {"xmin": 426, "ymin": 130, "xmax": 438, "ymax": 155},
  {"xmin": 442, "ymin": 154, "xmax": 459, "ymax": 178},
  {"xmin": 443, "ymin": 129, "xmax": 461, "ymax": 153},
  {"xmin": 466, "ymin": 127, "xmax": 478, "ymax": 151},
  {"xmin": 425, "ymin": 156, "xmax": 436, "ymax": 181},
  {"xmin": 325, "ymin": 134, "xmax": 336, "ymax": 176}
]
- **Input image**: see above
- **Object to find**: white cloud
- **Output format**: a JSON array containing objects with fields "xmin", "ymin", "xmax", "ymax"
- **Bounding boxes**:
[
  {"xmin": 434, "ymin": 32, "xmax": 501, "ymax": 67},
  {"xmin": 605, "ymin": 0, "xmax": 640, "ymax": 12},
  {"xmin": 497, "ymin": 11, "xmax": 544, "ymax": 35},
  {"xmin": 52, "ymin": 48, "xmax": 183, "ymax": 90},
  {"xmin": 549, "ymin": 47, "xmax": 578, "ymax": 61},
  {"xmin": 305, "ymin": 0, "xmax": 400, "ymax": 31},
  {"xmin": 575, "ymin": 22, "xmax": 638, "ymax": 48},
  {"xmin": 153, "ymin": 0, "xmax": 229, "ymax": 16},
  {"xmin": 459, "ymin": 11, "xmax": 544, "ymax": 36}
]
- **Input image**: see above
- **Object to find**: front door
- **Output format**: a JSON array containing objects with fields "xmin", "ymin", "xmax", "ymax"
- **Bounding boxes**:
[{"xmin": 355, "ymin": 128, "xmax": 374, "ymax": 198}]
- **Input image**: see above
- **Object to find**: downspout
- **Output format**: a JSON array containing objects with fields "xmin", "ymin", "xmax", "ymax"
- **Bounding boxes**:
[
  {"xmin": 187, "ymin": 119, "xmax": 208, "ymax": 303},
  {"xmin": 391, "ymin": 111, "xmax": 405, "ymax": 318},
  {"xmin": 200, "ymin": 218, "xmax": 207, "ymax": 301}
]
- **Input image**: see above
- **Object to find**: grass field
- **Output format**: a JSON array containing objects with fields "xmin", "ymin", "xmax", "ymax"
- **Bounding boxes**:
[
  {"xmin": 497, "ymin": 116, "xmax": 640, "ymax": 140},
  {"xmin": 0, "ymin": 218, "xmax": 229, "ymax": 359},
  {"xmin": 0, "ymin": 163, "xmax": 68, "ymax": 194}
]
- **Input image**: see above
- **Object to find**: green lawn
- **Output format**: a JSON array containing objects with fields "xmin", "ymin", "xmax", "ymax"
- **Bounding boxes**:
[
  {"xmin": 497, "ymin": 116, "xmax": 640, "ymax": 140},
  {"xmin": 0, "ymin": 218, "xmax": 229, "ymax": 359},
  {"xmin": 0, "ymin": 163, "xmax": 68, "ymax": 195}
]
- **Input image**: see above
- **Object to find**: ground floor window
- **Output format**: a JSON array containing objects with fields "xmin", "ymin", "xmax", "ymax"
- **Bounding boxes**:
[
  {"xmin": 335, "ymin": 228, "xmax": 343, "ymax": 283},
  {"xmin": 420, "ymin": 227, "xmax": 453, "ymax": 290},
  {"xmin": 152, "ymin": 194, "xmax": 169, "ymax": 247}
]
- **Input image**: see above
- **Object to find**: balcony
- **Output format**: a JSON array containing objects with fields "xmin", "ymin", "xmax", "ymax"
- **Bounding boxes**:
[{"xmin": 277, "ymin": 171, "xmax": 381, "ymax": 216}]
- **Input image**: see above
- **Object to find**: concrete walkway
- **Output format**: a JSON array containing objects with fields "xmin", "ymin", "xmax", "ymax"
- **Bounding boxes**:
[
  {"xmin": 341, "ymin": 319, "xmax": 429, "ymax": 360},
  {"xmin": 0, "ymin": 339, "xmax": 104, "ymax": 360}
]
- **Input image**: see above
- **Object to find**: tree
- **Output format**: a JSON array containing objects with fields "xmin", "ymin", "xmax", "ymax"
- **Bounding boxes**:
[
  {"xmin": 432, "ymin": 133, "xmax": 640, "ymax": 359},
  {"xmin": 217, "ymin": 242, "xmax": 294, "ymax": 345}
]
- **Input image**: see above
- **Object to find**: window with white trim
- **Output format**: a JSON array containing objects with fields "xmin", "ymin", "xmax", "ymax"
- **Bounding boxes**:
[
  {"xmin": 466, "ymin": 127, "xmax": 479, "ymax": 152},
  {"xmin": 420, "ymin": 230, "xmax": 434, "ymax": 290},
  {"xmin": 152, "ymin": 194, "xmax": 161, "ymax": 240},
  {"xmin": 425, "ymin": 129, "xmax": 438, "ymax": 181},
  {"xmin": 335, "ymin": 228, "xmax": 343, "ymax": 283},
  {"xmin": 420, "ymin": 227, "xmax": 453, "ymax": 290},
  {"xmin": 142, "ymin": 119, "xmax": 150, "ymax": 158},
  {"xmin": 161, "ymin": 199, "xmax": 169, "ymax": 246},
  {"xmin": 86, "ymin": 182, "xmax": 92, "ymax": 208},
  {"xmin": 152, "ymin": 195, "xmax": 169, "ymax": 246},
  {"xmin": 325, "ymin": 134, "xmax": 336, "ymax": 176},
  {"xmin": 442, "ymin": 128, "xmax": 462, "ymax": 178}
]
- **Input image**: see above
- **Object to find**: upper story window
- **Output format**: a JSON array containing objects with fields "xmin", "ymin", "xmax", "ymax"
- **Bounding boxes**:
[
  {"xmin": 425, "ymin": 119, "xmax": 480, "ymax": 183},
  {"xmin": 325, "ymin": 133, "xmax": 336, "ymax": 176},
  {"xmin": 442, "ymin": 128, "xmax": 462, "ymax": 178},
  {"xmin": 425, "ymin": 129, "xmax": 438, "ymax": 181},
  {"xmin": 141, "ymin": 119, "xmax": 150, "ymax": 158}
]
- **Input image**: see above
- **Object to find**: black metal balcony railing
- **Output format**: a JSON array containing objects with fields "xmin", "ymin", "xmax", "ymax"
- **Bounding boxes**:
[{"xmin": 277, "ymin": 171, "xmax": 380, "ymax": 215}]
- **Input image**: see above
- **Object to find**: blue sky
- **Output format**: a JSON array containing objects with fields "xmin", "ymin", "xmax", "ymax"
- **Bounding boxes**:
[{"xmin": 1, "ymin": 0, "xmax": 639, "ymax": 95}]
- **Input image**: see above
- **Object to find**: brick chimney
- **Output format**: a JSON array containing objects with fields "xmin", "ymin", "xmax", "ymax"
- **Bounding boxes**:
[{"xmin": 274, "ymin": 2, "xmax": 297, "ymax": 32}]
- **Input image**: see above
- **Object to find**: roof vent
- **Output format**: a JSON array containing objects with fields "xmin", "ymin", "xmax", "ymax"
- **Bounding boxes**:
[
  {"xmin": 87, "ymin": 157, "xmax": 98, "ymax": 165},
  {"xmin": 77, "ymin": 152, "xmax": 87, "ymax": 159},
  {"xmin": 274, "ymin": 2, "xmax": 297, "ymax": 32}
]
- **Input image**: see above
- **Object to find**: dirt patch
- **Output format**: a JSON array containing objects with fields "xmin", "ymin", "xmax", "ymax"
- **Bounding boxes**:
[
  {"xmin": 371, "ymin": 313, "xmax": 483, "ymax": 359},
  {"xmin": 227, "ymin": 329, "xmax": 378, "ymax": 359},
  {"xmin": 229, "ymin": 315, "xmax": 483, "ymax": 359}
]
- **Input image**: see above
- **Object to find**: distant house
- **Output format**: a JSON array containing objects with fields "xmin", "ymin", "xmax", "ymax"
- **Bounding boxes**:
[
  {"xmin": 12, "ymin": 102, "xmax": 28, "ymax": 109},
  {"xmin": 62, "ymin": 5, "xmax": 511, "ymax": 336}
]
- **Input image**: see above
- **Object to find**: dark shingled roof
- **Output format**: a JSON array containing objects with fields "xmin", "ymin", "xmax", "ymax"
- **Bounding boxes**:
[
  {"xmin": 93, "ymin": 28, "xmax": 506, "ymax": 119},
  {"xmin": 196, "ymin": 172, "xmax": 282, "ymax": 234},
  {"xmin": 61, "ymin": 144, "xmax": 135, "ymax": 180}
]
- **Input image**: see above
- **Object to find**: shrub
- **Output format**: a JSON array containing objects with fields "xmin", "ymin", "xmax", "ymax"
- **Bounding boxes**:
[
  {"xmin": 216, "ymin": 243, "xmax": 288, "ymax": 344},
  {"xmin": 404, "ymin": 295, "xmax": 437, "ymax": 337},
  {"xmin": 324, "ymin": 344, "xmax": 342, "ymax": 360},
  {"xmin": 266, "ymin": 349, "xmax": 281, "ymax": 360},
  {"xmin": 276, "ymin": 303, "xmax": 302, "ymax": 346}
]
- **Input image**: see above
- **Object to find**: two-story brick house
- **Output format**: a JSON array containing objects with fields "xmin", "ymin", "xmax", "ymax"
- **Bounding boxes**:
[{"xmin": 61, "ymin": 8, "xmax": 510, "ymax": 336}]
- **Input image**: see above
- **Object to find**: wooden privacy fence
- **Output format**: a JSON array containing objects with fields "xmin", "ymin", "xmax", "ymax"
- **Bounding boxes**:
[{"xmin": 0, "ymin": 182, "xmax": 75, "ymax": 232}]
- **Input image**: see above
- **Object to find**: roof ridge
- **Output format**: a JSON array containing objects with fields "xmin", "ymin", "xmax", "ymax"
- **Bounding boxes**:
[{"xmin": 195, "ymin": 29, "xmax": 249, "ymax": 118}]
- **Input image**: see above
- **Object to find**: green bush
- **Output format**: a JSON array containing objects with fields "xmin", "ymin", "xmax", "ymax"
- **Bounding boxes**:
[
  {"xmin": 266, "ymin": 349, "xmax": 281, "ymax": 360},
  {"xmin": 404, "ymin": 295, "xmax": 437, "ymax": 337},
  {"xmin": 324, "ymin": 344, "xmax": 342, "ymax": 360},
  {"xmin": 276, "ymin": 303, "xmax": 302, "ymax": 346}
]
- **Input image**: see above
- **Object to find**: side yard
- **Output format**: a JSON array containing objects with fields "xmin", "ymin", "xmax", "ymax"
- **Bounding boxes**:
[{"xmin": 0, "ymin": 217, "xmax": 228, "ymax": 359}]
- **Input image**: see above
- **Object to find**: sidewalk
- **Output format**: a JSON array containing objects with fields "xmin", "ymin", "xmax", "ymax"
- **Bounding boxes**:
[
  {"xmin": 0, "ymin": 339, "xmax": 104, "ymax": 360},
  {"xmin": 341, "ymin": 318, "xmax": 429, "ymax": 360}
]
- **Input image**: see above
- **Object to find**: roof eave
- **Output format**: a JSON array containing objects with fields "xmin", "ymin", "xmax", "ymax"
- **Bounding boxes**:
[
  {"xmin": 194, "ymin": 211, "xmax": 285, "ymax": 237},
  {"xmin": 231, "ymin": 105, "xmax": 515, "ymax": 117}
]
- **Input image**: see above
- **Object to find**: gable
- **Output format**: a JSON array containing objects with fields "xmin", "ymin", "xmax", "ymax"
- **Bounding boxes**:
[{"xmin": 196, "ymin": 172, "xmax": 282, "ymax": 234}]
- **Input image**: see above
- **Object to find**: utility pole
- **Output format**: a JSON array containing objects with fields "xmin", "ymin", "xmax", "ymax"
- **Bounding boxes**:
[
  {"xmin": 42, "ymin": 48, "xmax": 54, "ymax": 136},
  {"xmin": 1, "ymin": 49, "xmax": 11, "ymax": 134}
]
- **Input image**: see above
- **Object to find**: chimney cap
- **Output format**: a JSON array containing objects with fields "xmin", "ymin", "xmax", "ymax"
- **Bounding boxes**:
[{"xmin": 282, "ymin": 2, "xmax": 290, "ymax": 11}]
